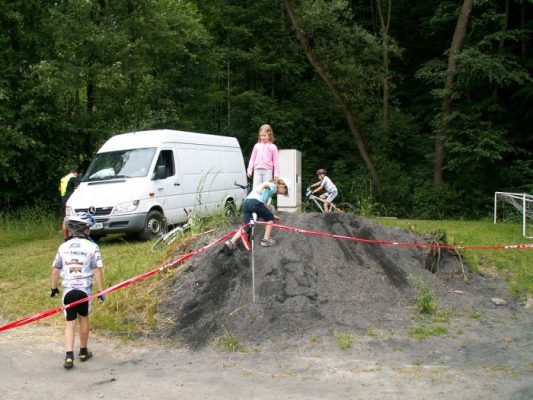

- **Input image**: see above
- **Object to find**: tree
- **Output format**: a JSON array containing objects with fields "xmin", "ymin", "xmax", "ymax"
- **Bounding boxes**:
[
  {"xmin": 375, "ymin": 0, "xmax": 392, "ymax": 124},
  {"xmin": 0, "ymin": 0, "xmax": 213, "ymax": 210},
  {"xmin": 433, "ymin": 0, "xmax": 473, "ymax": 186},
  {"xmin": 282, "ymin": 0, "xmax": 382, "ymax": 194}
]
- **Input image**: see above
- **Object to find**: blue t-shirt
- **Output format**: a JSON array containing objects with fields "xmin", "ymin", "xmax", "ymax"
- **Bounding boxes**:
[{"xmin": 247, "ymin": 182, "xmax": 277, "ymax": 203}]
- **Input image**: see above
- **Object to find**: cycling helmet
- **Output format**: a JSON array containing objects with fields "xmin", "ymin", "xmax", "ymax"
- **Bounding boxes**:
[
  {"xmin": 316, "ymin": 168, "xmax": 327, "ymax": 175},
  {"xmin": 65, "ymin": 212, "xmax": 96, "ymax": 233},
  {"xmin": 279, "ymin": 177, "xmax": 292, "ymax": 197}
]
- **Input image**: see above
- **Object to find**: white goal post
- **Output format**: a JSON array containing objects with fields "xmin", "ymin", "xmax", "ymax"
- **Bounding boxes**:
[{"xmin": 494, "ymin": 192, "xmax": 533, "ymax": 238}]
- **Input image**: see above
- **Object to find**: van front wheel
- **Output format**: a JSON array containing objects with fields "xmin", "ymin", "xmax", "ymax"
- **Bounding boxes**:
[{"xmin": 139, "ymin": 210, "xmax": 165, "ymax": 241}]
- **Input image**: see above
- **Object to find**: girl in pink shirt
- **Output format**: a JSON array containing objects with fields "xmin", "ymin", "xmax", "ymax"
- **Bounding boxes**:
[{"xmin": 247, "ymin": 124, "xmax": 280, "ymax": 189}]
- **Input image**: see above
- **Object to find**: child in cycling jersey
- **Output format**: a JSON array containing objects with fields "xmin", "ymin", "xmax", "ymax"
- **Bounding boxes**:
[
  {"xmin": 309, "ymin": 168, "xmax": 338, "ymax": 212},
  {"xmin": 225, "ymin": 177, "xmax": 291, "ymax": 250},
  {"xmin": 50, "ymin": 212, "xmax": 105, "ymax": 369}
]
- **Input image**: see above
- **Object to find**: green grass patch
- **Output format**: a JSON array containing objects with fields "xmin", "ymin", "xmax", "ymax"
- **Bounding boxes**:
[
  {"xmin": 0, "ymin": 206, "xmax": 224, "ymax": 337},
  {"xmin": 334, "ymin": 333, "xmax": 354, "ymax": 350},
  {"xmin": 215, "ymin": 330, "xmax": 243, "ymax": 352},
  {"xmin": 411, "ymin": 276, "xmax": 437, "ymax": 314},
  {"xmin": 375, "ymin": 218, "xmax": 533, "ymax": 294},
  {"xmin": 407, "ymin": 325, "xmax": 448, "ymax": 340}
]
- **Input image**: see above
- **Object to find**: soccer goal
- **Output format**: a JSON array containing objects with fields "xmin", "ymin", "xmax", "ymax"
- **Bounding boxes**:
[{"xmin": 494, "ymin": 192, "xmax": 533, "ymax": 238}]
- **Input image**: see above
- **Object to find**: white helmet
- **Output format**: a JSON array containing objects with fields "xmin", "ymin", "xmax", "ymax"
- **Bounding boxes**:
[
  {"xmin": 65, "ymin": 212, "xmax": 96, "ymax": 233},
  {"xmin": 279, "ymin": 177, "xmax": 292, "ymax": 197}
]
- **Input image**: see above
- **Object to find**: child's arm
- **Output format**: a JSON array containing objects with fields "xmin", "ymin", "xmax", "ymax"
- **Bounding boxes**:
[
  {"xmin": 247, "ymin": 145, "xmax": 258, "ymax": 178},
  {"xmin": 312, "ymin": 183, "xmax": 324, "ymax": 193}
]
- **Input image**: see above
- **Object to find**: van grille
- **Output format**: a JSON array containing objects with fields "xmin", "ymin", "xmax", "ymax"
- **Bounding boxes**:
[{"xmin": 74, "ymin": 207, "xmax": 113, "ymax": 217}]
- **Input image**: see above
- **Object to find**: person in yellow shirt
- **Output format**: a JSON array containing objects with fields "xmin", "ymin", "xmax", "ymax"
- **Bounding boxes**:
[{"xmin": 59, "ymin": 167, "xmax": 80, "ymax": 240}]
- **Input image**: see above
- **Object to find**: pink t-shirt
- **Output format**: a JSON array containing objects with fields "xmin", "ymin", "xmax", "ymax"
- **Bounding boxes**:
[{"xmin": 247, "ymin": 142, "xmax": 280, "ymax": 176}]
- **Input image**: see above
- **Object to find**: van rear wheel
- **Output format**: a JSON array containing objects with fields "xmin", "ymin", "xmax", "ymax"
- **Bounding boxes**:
[
  {"xmin": 224, "ymin": 200, "xmax": 236, "ymax": 219},
  {"xmin": 139, "ymin": 210, "xmax": 165, "ymax": 241}
]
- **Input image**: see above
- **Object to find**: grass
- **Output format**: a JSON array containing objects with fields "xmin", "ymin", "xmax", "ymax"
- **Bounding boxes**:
[
  {"xmin": 410, "ymin": 276, "xmax": 438, "ymax": 314},
  {"xmin": 407, "ymin": 324, "xmax": 448, "ymax": 340},
  {"xmin": 334, "ymin": 333, "xmax": 354, "ymax": 350},
  {"xmin": 0, "ymin": 207, "xmax": 228, "ymax": 337},
  {"xmin": 375, "ymin": 218, "xmax": 533, "ymax": 295},
  {"xmin": 215, "ymin": 330, "xmax": 243, "ymax": 352}
]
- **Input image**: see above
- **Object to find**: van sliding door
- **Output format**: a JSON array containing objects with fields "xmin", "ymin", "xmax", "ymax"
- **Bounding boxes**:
[{"xmin": 153, "ymin": 148, "xmax": 184, "ymax": 223}]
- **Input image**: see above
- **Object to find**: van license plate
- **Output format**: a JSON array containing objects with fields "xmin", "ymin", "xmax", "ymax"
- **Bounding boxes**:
[{"xmin": 90, "ymin": 223, "xmax": 103, "ymax": 230}]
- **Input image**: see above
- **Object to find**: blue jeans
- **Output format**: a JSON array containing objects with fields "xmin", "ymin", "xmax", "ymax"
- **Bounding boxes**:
[{"xmin": 242, "ymin": 199, "xmax": 274, "ymax": 232}]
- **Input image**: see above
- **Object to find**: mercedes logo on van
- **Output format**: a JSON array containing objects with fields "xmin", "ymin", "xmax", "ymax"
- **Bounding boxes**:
[{"xmin": 88, "ymin": 206, "xmax": 97, "ymax": 215}]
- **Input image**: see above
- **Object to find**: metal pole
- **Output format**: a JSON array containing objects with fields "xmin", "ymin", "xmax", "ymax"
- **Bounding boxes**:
[
  {"xmin": 523, "ymin": 193, "xmax": 527, "ymax": 237},
  {"xmin": 494, "ymin": 192, "xmax": 498, "ymax": 224},
  {"xmin": 251, "ymin": 213, "xmax": 257, "ymax": 304}
]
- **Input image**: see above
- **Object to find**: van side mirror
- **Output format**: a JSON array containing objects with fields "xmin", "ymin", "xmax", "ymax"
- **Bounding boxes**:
[{"xmin": 156, "ymin": 165, "xmax": 167, "ymax": 180}]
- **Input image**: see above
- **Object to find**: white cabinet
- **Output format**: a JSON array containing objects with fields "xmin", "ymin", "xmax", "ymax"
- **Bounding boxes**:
[{"xmin": 277, "ymin": 149, "xmax": 302, "ymax": 212}]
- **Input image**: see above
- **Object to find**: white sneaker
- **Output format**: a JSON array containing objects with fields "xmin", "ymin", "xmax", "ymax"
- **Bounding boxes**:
[{"xmin": 260, "ymin": 238, "xmax": 276, "ymax": 247}]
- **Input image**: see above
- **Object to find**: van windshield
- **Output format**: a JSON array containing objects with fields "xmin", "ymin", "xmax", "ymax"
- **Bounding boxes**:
[{"xmin": 83, "ymin": 148, "xmax": 157, "ymax": 182}]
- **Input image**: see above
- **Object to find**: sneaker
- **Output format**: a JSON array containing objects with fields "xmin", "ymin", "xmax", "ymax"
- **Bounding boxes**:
[
  {"xmin": 225, "ymin": 241, "xmax": 236, "ymax": 251},
  {"xmin": 79, "ymin": 350, "xmax": 93, "ymax": 362},
  {"xmin": 260, "ymin": 238, "xmax": 276, "ymax": 247},
  {"xmin": 64, "ymin": 357, "xmax": 74, "ymax": 369}
]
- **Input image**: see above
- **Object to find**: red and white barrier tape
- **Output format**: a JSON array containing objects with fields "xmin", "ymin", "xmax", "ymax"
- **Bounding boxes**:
[
  {"xmin": 254, "ymin": 221, "xmax": 533, "ymax": 250},
  {"xmin": 2, "ymin": 220, "xmax": 531, "ymax": 333}
]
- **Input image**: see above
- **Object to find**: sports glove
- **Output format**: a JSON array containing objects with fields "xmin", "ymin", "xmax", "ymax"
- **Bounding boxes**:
[
  {"xmin": 50, "ymin": 288, "xmax": 60, "ymax": 297},
  {"xmin": 98, "ymin": 294, "xmax": 105, "ymax": 302}
]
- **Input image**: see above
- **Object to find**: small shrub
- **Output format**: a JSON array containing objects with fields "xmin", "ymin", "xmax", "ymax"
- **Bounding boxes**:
[
  {"xmin": 215, "ymin": 330, "xmax": 242, "ymax": 352},
  {"xmin": 334, "ymin": 333, "xmax": 354, "ymax": 350},
  {"xmin": 411, "ymin": 276, "xmax": 437, "ymax": 314}
]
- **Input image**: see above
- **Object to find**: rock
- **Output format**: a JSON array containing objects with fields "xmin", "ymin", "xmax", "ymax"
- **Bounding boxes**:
[{"xmin": 491, "ymin": 297, "xmax": 507, "ymax": 306}]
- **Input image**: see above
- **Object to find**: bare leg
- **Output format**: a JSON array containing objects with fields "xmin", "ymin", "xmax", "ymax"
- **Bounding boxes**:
[
  {"xmin": 230, "ymin": 229, "xmax": 242, "ymax": 244},
  {"xmin": 65, "ymin": 320, "xmax": 77, "ymax": 352},
  {"xmin": 264, "ymin": 221, "xmax": 273, "ymax": 240},
  {"xmin": 324, "ymin": 201, "xmax": 330, "ymax": 212},
  {"xmin": 78, "ymin": 314, "xmax": 90, "ymax": 349}
]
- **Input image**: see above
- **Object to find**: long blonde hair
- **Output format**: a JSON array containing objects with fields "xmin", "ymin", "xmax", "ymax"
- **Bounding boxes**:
[
  {"xmin": 257, "ymin": 124, "xmax": 275, "ymax": 143},
  {"xmin": 270, "ymin": 177, "xmax": 286, "ymax": 190}
]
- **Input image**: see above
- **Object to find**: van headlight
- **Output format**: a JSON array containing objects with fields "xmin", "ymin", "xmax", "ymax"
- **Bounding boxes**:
[
  {"xmin": 65, "ymin": 206, "xmax": 74, "ymax": 216},
  {"xmin": 113, "ymin": 200, "xmax": 140, "ymax": 214}
]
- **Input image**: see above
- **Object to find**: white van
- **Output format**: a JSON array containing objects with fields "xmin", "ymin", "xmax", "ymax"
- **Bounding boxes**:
[{"xmin": 66, "ymin": 129, "xmax": 247, "ymax": 241}]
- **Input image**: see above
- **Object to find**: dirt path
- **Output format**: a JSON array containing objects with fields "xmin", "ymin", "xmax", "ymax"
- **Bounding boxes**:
[{"xmin": 1, "ymin": 322, "xmax": 532, "ymax": 399}]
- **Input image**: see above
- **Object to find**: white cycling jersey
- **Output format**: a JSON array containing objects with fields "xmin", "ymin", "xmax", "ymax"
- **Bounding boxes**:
[
  {"xmin": 320, "ymin": 176, "xmax": 337, "ymax": 193},
  {"xmin": 52, "ymin": 237, "xmax": 103, "ymax": 294}
]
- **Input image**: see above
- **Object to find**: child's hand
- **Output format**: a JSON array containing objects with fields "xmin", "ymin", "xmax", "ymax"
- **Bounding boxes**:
[
  {"xmin": 274, "ymin": 215, "xmax": 282, "ymax": 222},
  {"xmin": 247, "ymin": 173, "xmax": 252, "ymax": 178}
]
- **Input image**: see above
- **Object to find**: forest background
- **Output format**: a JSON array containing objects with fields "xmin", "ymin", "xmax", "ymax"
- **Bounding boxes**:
[{"xmin": 1, "ymin": 0, "xmax": 532, "ymax": 219}]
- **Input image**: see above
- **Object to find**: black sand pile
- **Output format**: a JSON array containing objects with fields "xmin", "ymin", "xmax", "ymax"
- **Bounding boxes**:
[{"xmin": 160, "ymin": 213, "xmax": 523, "ymax": 351}]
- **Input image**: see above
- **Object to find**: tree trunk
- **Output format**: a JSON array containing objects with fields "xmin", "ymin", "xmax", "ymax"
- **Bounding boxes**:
[
  {"xmin": 282, "ymin": 0, "xmax": 381, "ymax": 195},
  {"xmin": 376, "ymin": 0, "xmax": 392, "ymax": 124},
  {"xmin": 433, "ymin": 0, "xmax": 473, "ymax": 186},
  {"xmin": 488, "ymin": 0, "xmax": 509, "ymax": 126}
]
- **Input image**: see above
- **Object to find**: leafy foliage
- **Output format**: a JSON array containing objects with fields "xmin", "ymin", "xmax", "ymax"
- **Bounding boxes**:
[{"xmin": 1, "ymin": 0, "xmax": 532, "ymax": 218}]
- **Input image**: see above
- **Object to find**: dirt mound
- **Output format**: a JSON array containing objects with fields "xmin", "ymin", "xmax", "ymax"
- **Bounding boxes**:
[{"xmin": 160, "ymin": 213, "xmax": 517, "ymax": 350}]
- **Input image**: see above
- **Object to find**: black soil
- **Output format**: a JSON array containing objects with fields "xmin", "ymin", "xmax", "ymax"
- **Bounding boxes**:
[{"xmin": 160, "ymin": 212, "xmax": 532, "ymax": 370}]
